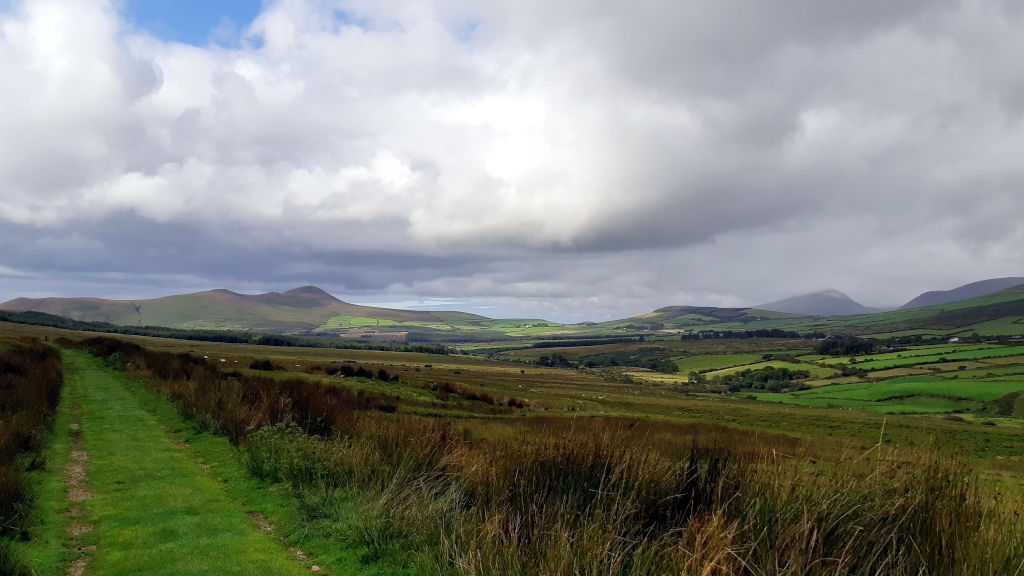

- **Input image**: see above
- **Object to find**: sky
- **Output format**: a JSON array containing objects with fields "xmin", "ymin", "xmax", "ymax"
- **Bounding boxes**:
[{"xmin": 1, "ymin": 0, "xmax": 1023, "ymax": 322}]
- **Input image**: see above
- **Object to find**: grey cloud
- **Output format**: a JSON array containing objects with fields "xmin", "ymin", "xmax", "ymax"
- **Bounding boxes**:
[{"xmin": 0, "ymin": 0, "xmax": 1022, "ymax": 320}]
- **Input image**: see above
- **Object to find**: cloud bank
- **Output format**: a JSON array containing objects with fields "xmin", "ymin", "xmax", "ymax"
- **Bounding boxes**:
[{"xmin": 1, "ymin": 0, "xmax": 1023, "ymax": 321}]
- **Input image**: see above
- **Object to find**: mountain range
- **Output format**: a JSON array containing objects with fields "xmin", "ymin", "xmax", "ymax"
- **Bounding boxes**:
[
  {"xmin": 0, "ymin": 286, "xmax": 487, "ymax": 335},
  {"xmin": 2, "ymin": 277, "xmax": 1023, "ymax": 342},
  {"xmin": 899, "ymin": 277, "xmax": 1024, "ymax": 309}
]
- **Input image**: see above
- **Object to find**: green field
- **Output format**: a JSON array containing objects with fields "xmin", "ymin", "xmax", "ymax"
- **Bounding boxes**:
[
  {"xmin": 849, "ymin": 347, "xmax": 1024, "ymax": 370},
  {"xmin": 3, "ymin": 321, "xmax": 1024, "ymax": 575},
  {"xmin": 318, "ymin": 315, "xmax": 402, "ymax": 329},
  {"xmin": 794, "ymin": 375, "xmax": 1024, "ymax": 401},
  {"xmin": 705, "ymin": 359, "xmax": 841, "ymax": 379},
  {"xmin": 673, "ymin": 353, "xmax": 765, "ymax": 374},
  {"xmin": 750, "ymin": 392, "xmax": 976, "ymax": 414}
]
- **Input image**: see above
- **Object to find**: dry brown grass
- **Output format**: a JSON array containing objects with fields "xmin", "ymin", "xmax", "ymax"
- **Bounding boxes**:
[{"xmin": 69, "ymin": 336, "xmax": 1024, "ymax": 575}]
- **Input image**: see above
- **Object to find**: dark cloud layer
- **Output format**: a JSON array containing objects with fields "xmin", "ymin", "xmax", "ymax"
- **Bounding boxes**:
[{"xmin": 1, "ymin": 0, "xmax": 1022, "ymax": 321}]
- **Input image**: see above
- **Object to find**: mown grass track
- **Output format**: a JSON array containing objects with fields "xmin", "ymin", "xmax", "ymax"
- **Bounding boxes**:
[{"xmin": 54, "ymin": 350, "xmax": 310, "ymax": 575}]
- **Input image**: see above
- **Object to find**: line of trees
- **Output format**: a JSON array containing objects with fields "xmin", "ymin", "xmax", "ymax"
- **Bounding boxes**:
[
  {"xmin": 682, "ymin": 329, "xmax": 819, "ymax": 340},
  {"xmin": 816, "ymin": 335, "xmax": 877, "ymax": 356},
  {"xmin": 718, "ymin": 365, "xmax": 811, "ymax": 393}
]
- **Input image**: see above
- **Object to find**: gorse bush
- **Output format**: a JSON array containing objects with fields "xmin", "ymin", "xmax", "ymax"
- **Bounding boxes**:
[
  {"xmin": 0, "ymin": 339, "xmax": 63, "ymax": 575},
  {"xmin": 79, "ymin": 337, "xmax": 1024, "ymax": 575}
]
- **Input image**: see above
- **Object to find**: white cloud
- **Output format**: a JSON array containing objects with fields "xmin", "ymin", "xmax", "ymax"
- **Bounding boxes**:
[{"xmin": 1, "ymin": 0, "xmax": 1023, "ymax": 318}]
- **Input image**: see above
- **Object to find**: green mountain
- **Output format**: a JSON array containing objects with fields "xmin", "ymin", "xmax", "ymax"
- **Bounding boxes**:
[
  {"xmin": 607, "ymin": 287, "xmax": 1024, "ymax": 340},
  {"xmin": 4, "ymin": 283, "xmax": 1023, "ymax": 343},
  {"xmin": 0, "ymin": 286, "xmax": 486, "ymax": 335},
  {"xmin": 800, "ymin": 285, "xmax": 1024, "ymax": 338},
  {"xmin": 900, "ymin": 277, "xmax": 1024, "ymax": 309},
  {"xmin": 636, "ymin": 287, "xmax": 1024, "ymax": 339},
  {"xmin": 757, "ymin": 289, "xmax": 883, "ymax": 317}
]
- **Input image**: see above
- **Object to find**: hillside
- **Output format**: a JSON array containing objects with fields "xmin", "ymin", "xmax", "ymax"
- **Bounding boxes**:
[
  {"xmin": 4, "ymin": 283, "xmax": 1024, "ymax": 344},
  {"xmin": 900, "ymin": 277, "xmax": 1024, "ymax": 309},
  {"xmin": 801, "ymin": 285, "xmax": 1024, "ymax": 338},
  {"xmin": 616, "ymin": 287, "xmax": 1024, "ymax": 340},
  {"xmin": 757, "ymin": 289, "xmax": 880, "ymax": 316},
  {"xmin": 604, "ymin": 306, "xmax": 813, "ymax": 334},
  {"xmin": 0, "ymin": 286, "xmax": 487, "ymax": 335}
]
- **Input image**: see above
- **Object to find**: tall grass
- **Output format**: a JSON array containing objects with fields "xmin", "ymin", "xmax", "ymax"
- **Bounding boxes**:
[
  {"xmin": 71, "ymin": 337, "xmax": 398, "ymax": 442},
  {"xmin": 0, "ymin": 338, "xmax": 63, "ymax": 576},
  {"xmin": 77, "ymin": 337, "xmax": 1024, "ymax": 575}
]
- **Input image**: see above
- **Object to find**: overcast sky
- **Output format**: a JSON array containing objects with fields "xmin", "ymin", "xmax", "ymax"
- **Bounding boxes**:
[{"xmin": 1, "ymin": 0, "xmax": 1023, "ymax": 322}]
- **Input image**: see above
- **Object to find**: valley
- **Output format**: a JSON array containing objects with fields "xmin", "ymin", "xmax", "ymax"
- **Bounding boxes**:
[{"xmin": 2, "ymin": 278, "xmax": 1024, "ymax": 574}]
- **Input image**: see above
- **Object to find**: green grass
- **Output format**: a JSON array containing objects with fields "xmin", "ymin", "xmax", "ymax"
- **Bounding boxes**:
[
  {"xmin": 748, "ymin": 373, "xmax": 1024, "ymax": 414},
  {"xmin": 673, "ymin": 353, "xmax": 764, "ymax": 374},
  {"xmin": 72, "ymin": 338, "xmax": 1024, "ymax": 575},
  {"xmin": 125, "ymin": 361, "xmax": 412, "ymax": 575},
  {"xmin": 706, "ymin": 360, "xmax": 840, "ymax": 379},
  {"xmin": 951, "ymin": 316, "xmax": 1024, "ymax": 336},
  {"xmin": 14, "ymin": 382, "xmax": 74, "ymax": 575},
  {"xmin": 795, "ymin": 376, "xmax": 1024, "ymax": 402},
  {"xmin": 49, "ymin": 350, "xmax": 311, "ymax": 575},
  {"xmin": 936, "ymin": 365, "xmax": 1024, "ymax": 379},
  {"xmin": 816, "ymin": 344, "xmax": 999, "ymax": 365},
  {"xmin": 750, "ymin": 393, "xmax": 977, "ymax": 413},
  {"xmin": 850, "ymin": 347, "xmax": 1024, "ymax": 370},
  {"xmin": 314, "ymin": 314, "xmax": 578, "ymax": 338},
  {"xmin": 320, "ymin": 316, "xmax": 401, "ymax": 329}
]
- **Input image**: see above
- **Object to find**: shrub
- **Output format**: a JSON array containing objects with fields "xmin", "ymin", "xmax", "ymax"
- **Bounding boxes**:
[
  {"xmin": 79, "ymin": 336, "xmax": 1024, "ymax": 575},
  {"xmin": 0, "ymin": 339, "xmax": 63, "ymax": 574}
]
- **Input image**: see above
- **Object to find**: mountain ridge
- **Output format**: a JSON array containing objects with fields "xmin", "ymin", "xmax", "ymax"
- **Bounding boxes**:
[
  {"xmin": 900, "ymin": 277, "xmax": 1024, "ymax": 310},
  {"xmin": 0, "ymin": 286, "xmax": 476, "ymax": 334},
  {"xmin": 4, "ymin": 281, "xmax": 1024, "ymax": 342}
]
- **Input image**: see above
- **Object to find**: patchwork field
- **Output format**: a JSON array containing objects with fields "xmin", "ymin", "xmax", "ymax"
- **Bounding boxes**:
[{"xmin": 2, "ymin": 320, "xmax": 1023, "ymax": 575}]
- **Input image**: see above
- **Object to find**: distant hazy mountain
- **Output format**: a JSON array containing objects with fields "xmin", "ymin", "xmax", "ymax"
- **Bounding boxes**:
[
  {"xmin": 0, "ymin": 286, "xmax": 480, "ymax": 334},
  {"xmin": 900, "ymin": 277, "xmax": 1024, "ymax": 310},
  {"xmin": 757, "ymin": 289, "xmax": 879, "ymax": 317}
]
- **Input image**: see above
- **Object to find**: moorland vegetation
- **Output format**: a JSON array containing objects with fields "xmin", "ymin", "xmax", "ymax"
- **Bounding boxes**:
[
  {"xmin": 0, "ymin": 339, "xmax": 63, "ymax": 575},
  {"xmin": 43, "ymin": 335, "xmax": 1024, "ymax": 575}
]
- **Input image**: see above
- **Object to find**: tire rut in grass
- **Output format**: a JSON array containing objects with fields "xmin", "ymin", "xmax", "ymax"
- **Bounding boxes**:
[
  {"xmin": 64, "ymin": 405, "xmax": 95, "ymax": 576},
  {"xmin": 147, "ymin": 406, "xmax": 323, "ymax": 573},
  {"xmin": 59, "ymin": 349, "xmax": 328, "ymax": 575}
]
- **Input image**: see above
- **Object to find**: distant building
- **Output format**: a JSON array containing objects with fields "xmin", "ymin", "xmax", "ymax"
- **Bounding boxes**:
[{"xmin": 948, "ymin": 337, "xmax": 960, "ymax": 343}]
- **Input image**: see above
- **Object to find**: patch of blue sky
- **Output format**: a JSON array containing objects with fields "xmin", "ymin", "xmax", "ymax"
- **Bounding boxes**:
[{"xmin": 120, "ymin": 0, "xmax": 263, "ymax": 47}]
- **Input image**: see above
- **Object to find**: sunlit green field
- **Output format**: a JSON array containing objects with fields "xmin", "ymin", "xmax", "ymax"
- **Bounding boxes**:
[
  {"xmin": 705, "ymin": 359, "xmax": 840, "ymax": 379},
  {"xmin": 673, "ymin": 353, "xmax": 764, "ymax": 374},
  {"xmin": 4, "ymin": 321, "xmax": 1022, "ymax": 460}
]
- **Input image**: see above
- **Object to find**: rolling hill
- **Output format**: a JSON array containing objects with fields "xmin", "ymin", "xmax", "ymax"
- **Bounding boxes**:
[
  {"xmin": 621, "ymin": 306, "xmax": 812, "ymax": 332},
  {"xmin": 0, "ymin": 286, "xmax": 488, "ymax": 336},
  {"xmin": 800, "ymin": 284, "xmax": 1024, "ymax": 338},
  {"xmin": 900, "ymin": 277, "xmax": 1024, "ymax": 309},
  {"xmin": 616, "ymin": 287, "xmax": 1024, "ymax": 340},
  {"xmin": 4, "ymin": 283, "xmax": 1024, "ymax": 344},
  {"xmin": 757, "ymin": 289, "xmax": 881, "ymax": 317}
]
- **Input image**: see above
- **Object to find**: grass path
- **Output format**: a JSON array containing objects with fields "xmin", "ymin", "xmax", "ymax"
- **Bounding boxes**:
[{"xmin": 58, "ymin": 349, "xmax": 312, "ymax": 575}]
